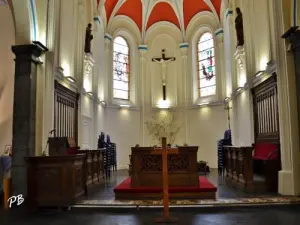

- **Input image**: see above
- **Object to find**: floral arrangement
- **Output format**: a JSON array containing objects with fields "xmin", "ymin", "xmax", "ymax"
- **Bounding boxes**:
[{"xmin": 145, "ymin": 111, "xmax": 181, "ymax": 145}]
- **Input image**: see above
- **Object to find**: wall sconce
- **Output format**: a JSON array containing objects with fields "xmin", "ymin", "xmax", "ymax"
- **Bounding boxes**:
[
  {"xmin": 87, "ymin": 92, "xmax": 93, "ymax": 97},
  {"xmin": 100, "ymin": 101, "xmax": 106, "ymax": 106},
  {"xmin": 224, "ymin": 97, "xmax": 229, "ymax": 102},
  {"xmin": 198, "ymin": 102, "xmax": 210, "ymax": 106},
  {"xmin": 236, "ymin": 87, "xmax": 243, "ymax": 92},
  {"xmin": 65, "ymin": 76, "xmax": 76, "ymax": 83},
  {"xmin": 120, "ymin": 104, "xmax": 130, "ymax": 108},
  {"xmin": 254, "ymin": 70, "xmax": 265, "ymax": 77}
]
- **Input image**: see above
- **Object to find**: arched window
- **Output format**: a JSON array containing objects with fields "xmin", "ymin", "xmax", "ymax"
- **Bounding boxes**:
[
  {"xmin": 113, "ymin": 36, "xmax": 130, "ymax": 100},
  {"xmin": 197, "ymin": 32, "xmax": 216, "ymax": 97}
]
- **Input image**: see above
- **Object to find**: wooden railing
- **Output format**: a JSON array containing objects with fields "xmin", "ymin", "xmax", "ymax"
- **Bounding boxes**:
[{"xmin": 223, "ymin": 146, "xmax": 254, "ymax": 191}]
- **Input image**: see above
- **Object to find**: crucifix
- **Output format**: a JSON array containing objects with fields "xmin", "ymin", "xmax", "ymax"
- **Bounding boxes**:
[
  {"xmin": 152, "ymin": 49, "xmax": 176, "ymax": 100},
  {"xmin": 151, "ymin": 137, "xmax": 179, "ymax": 223},
  {"xmin": 224, "ymin": 104, "xmax": 232, "ymax": 129}
]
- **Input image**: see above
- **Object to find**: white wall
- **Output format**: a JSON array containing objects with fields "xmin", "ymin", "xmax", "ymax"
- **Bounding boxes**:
[
  {"xmin": 0, "ymin": 3, "xmax": 15, "ymax": 153},
  {"xmin": 189, "ymin": 106, "xmax": 227, "ymax": 168},
  {"xmin": 106, "ymin": 108, "xmax": 141, "ymax": 169}
]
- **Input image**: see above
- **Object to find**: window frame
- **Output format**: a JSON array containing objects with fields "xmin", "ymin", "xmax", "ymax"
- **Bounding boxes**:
[
  {"xmin": 112, "ymin": 36, "xmax": 130, "ymax": 100},
  {"xmin": 197, "ymin": 32, "xmax": 217, "ymax": 98}
]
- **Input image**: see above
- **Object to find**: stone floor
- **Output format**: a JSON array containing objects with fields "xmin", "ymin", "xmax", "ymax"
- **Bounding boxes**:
[
  {"xmin": 1, "ymin": 205, "xmax": 300, "ymax": 225},
  {"xmin": 81, "ymin": 169, "xmax": 279, "ymax": 201},
  {"xmin": 77, "ymin": 169, "xmax": 283, "ymax": 206}
]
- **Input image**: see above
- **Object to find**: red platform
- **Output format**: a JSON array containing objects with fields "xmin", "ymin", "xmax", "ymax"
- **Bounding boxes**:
[{"xmin": 114, "ymin": 176, "xmax": 217, "ymax": 200}]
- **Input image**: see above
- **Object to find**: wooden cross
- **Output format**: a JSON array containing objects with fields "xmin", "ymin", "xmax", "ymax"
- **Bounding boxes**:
[
  {"xmin": 152, "ymin": 49, "xmax": 176, "ymax": 100},
  {"xmin": 151, "ymin": 137, "xmax": 179, "ymax": 223},
  {"xmin": 224, "ymin": 104, "xmax": 232, "ymax": 129}
]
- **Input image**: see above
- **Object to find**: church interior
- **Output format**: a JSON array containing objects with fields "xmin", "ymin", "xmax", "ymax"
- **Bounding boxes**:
[{"xmin": 1, "ymin": 0, "xmax": 300, "ymax": 213}]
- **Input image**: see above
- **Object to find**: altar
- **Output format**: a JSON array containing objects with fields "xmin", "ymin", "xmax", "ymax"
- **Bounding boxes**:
[
  {"xmin": 114, "ymin": 146, "xmax": 217, "ymax": 200},
  {"xmin": 131, "ymin": 146, "xmax": 198, "ymax": 187}
]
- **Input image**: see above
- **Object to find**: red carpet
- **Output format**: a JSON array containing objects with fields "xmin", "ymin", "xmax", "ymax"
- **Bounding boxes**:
[{"xmin": 114, "ymin": 176, "xmax": 217, "ymax": 194}]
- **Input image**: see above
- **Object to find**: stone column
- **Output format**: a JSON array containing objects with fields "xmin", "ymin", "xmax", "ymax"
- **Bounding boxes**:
[
  {"xmin": 138, "ymin": 45, "xmax": 148, "ymax": 146},
  {"xmin": 11, "ymin": 43, "xmax": 48, "ymax": 197},
  {"xmin": 215, "ymin": 29, "xmax": 225, "ymax": 99},
  {"xmin": 180, "ymin": 43, "xmax": 189, "ymax": 144},
  {"xmin": 42, "ymin": 0, "xmax": 60, "ymax": 155},
  {"xmin": 104, "ymin": 33, "xmax": 112, "ymax": 131},
  {"xmin": 272, "ymin": 0, "xmax": 300, "ymax": 195}
]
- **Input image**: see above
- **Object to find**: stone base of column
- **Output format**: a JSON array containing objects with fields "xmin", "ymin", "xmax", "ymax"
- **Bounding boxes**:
[{"xmin": 278, "ymin": 170, "xmax": 297, "ymax": 195}]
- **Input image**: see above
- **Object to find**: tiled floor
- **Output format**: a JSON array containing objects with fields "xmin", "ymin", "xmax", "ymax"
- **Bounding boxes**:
[{"xmin": 2, "ymin": 205, "xmax": 300, "ymax": 225}]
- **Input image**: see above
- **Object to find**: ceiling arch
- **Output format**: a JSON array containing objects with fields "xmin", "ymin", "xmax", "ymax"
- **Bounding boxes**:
[
  {"xmin": 146, "ymin": 2, "xmax": 180, "ymax": 30},
  {"xmin": 99, "ymin": 0, "xmax": 222, "ymax": 41}
]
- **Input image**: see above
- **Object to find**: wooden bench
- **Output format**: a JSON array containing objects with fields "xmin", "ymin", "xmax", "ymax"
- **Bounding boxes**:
[
  {"xmin": 224, "ymin": 145, "xmax": 280, "ymax": 192},
  {"xmin": 252, "ymin": 142, "xmax": 280, "ymax": 192}
]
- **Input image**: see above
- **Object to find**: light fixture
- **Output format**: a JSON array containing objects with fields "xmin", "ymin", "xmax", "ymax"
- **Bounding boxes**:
[
  {"xmin": 100, "ymin": 101, "xmax": 106, "ymax": 106},
  {"xmin": 236, "ymin": 87, "xmax": 243, "ymax": 92},
  {"xmin": 254, "ymin": 70, "xmax": 265, "ymax": 77},
  {"xmin": 224, "ymin": 97, "xmax": 229, "ymax": 102},
  {"xmin": 198, "ymin": 102, "xmax": 210, "ymax": 106},
  {"xmin": 65, "ymin": 76, "xmax": 76, "ymax": 83},
  {"xmin": 87, "ymin": 92, "xmax": 93, "ymax": 97},
  {"xmin": 120, "ymin": 104, "xmax": 130, "ymax": 108}
]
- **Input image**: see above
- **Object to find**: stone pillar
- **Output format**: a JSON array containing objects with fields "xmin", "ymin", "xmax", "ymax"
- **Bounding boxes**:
[
  {"xmin": 180, "ymin": 43, "xmax": 189, "ymax": 144},
  {"xmin": 138, "ymin": 45, "xmax": 148, "ymax": 146},
  {"xmin": 11, "ymin": 43, "xmax": 48, "ymax": 197},
  {"xmin": 42, "ymin": 0, "xmax": 60, "ymax": 155},
  {"xmin": 271, "ymin": 0, "xmax": 300, "ymax": 195},
  {"xmin": 215, "ymin": 29, "xmax": 225, "ymax": 99},
  {"xmin": 104, "ymin": 33, "xmax": 112, "ymax": 103},
  {"xmin": 103, "ymin": 33, "xmax": 112, "ymax": 131}
]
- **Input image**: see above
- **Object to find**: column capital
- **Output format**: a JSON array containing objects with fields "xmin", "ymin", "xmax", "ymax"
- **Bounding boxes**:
[
  {"xmin": 225, "ymin": 8, "xmax": 233, "ymax": 19},
  {"xmin": 12, "ymin": 42, "xmax": 48, "ymax": 62},
  {"xmin": 214, "ymin": 28, "xmax": 224, "ymax": 44},
  {"xmin": 104, "ymin": 33, "xmax": 112, "ymax": 44},
  {"xmin": 138, "ymin": 45, "xmax": 148, "ymax": 58},
  {"xmin": 179, "ymin": 43, "xmax": 189, "ymax": 56}
]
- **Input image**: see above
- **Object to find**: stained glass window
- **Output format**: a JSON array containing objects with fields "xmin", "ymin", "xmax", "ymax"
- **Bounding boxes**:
[
  {"xmin": 113, "ymin": 36, "xmax": 130, "ymax": 100},
  {"xmin": 197, "ymin": 32, "xmax": 216, "ymax": 97}
]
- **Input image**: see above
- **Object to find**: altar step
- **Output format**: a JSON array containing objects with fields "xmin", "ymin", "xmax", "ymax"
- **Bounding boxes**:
[{"xmin": 114, "ymin": 176, "xmax": 217, "ymax": 200}]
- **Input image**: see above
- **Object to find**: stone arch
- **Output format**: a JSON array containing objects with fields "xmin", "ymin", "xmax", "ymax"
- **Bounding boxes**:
[
  {"xmin": 11, "ymin": 0, "xmax": 37, "ymax": 44},
  {"xmin": 0, "ymin": 1, "xmax": 16, "ymax": 152}
]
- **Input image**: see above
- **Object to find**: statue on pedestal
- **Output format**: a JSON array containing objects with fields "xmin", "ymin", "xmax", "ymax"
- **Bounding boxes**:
[
  {"xmin": 84, "ymin": 23, "xmax": 93, "ymax": 53},
  {"xmin": 235, "ymin": 7, "xmax": 244, "ymax": 47}
]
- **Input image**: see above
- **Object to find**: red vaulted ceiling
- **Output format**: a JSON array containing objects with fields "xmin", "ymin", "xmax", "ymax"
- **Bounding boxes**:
[
  {"xmin": 116, "ymin": 0, "xmax": 143, "ymax": 31},
  {"xmin": 103, "ymin": 0, "xmax": 222, "ymax": 32},
  {"xmin": 147, "ymin": 2, "xmax": 180, "ymax": 30}
]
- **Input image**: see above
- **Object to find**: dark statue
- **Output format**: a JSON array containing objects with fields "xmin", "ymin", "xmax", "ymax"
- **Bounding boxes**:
[
  {"xmin": 235, "ymin": 7, "xmax": 244, "ymax": 47},
  {"xmin": 84, "ymin": 23, "xmax": 93, "ymax": 53}
]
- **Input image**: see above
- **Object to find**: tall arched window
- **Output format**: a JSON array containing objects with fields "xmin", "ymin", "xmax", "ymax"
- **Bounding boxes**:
[
  {"xmin": 113, "ymin": 36, "xmax": 130, "ymax": 100},
  {"xmin": 197, "ymin": 32, "xmax": 216, "ymax": 97}
]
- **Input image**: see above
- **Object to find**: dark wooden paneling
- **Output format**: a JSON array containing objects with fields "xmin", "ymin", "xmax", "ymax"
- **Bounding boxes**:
[
  {"xmin": 252, "ymin": 74, "xmax": 279, "ymax": 144},
  {"xmin": 54, "ymin": 80, "xmax": 79, "ymax": 143},
  {"xmin": 131, "ymin": 146, "xmax": 198, "ymax": 187}
]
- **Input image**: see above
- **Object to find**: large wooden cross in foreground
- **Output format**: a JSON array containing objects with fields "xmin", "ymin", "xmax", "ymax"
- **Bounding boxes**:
[{"xmin": 151, "ymin": 137, "xmax": 179, "ymax": 223}]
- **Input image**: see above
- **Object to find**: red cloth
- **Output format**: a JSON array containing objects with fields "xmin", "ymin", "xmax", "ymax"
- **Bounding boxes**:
[
  {"xmin": 253, "ymin": 143, "xmax": 278, "ymax": 160},
  {"xmin": 114, "ymin": 177, "xmax": 217, "ymax": 193},
  {"xmin": 66, "ymin": 147, "xmax": 79, "ymax": 155}
]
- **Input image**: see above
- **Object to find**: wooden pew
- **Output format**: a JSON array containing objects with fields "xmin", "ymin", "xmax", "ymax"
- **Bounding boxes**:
[{"xmin": 224, "ymin": 146, "xmax": 267, "ymax": 192}]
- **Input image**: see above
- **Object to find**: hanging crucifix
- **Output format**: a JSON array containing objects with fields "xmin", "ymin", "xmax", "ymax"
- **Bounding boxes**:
[
  {"xmin": 224, "ymin": 104, "xmax": 232, "ymax": 129},
  {"xmin": 152, "ymin": 49, "xmax": 176, "ymax": 100}
]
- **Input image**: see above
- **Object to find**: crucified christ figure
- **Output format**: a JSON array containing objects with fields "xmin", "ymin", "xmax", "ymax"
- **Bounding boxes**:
[{"xmin": 152, "ymin": 49, "xmax": 176, "ymax": 100}]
